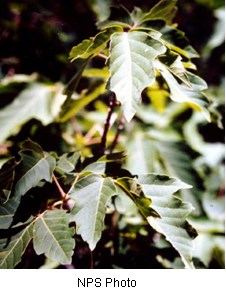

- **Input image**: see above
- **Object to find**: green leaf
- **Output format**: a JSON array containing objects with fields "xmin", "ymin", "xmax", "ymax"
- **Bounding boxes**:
[
  {"xmin": 137, "ymin": 174, "xmax": 197, "ymax": 268},
  {"xmin": 0, "ymin": 223, "xmax": 33, "ymax": 269},
  {"xmin": 115, "ymin": 177, "xmax": 160, "ymax": 218},
  {"xmin": 33, "ymin": 210, "xmax": 75, "ymax": 265},
  {"xmin": 192, "ymin": 232, "xmax": 225, "ymax": 267},
  {"xmin": 125, "ymin": 130, "xmax": 204, "ymax": 214},
  {"xmin": 155, "ymin": 60, "xmax": 211, "ymax": 121},
  {"xmin": 97, "ymin": 5, "xmax": 133, "ymax": 29},
  {"xmin": 161, "ymin": 26, "xmax": 199, "ymax": 59},
  {"xmin": 135, "ymin": 0, "xmax": 178, "ymax": 25},
  {"xmin": 159, "ymin": 51, "xmax": 191, "ymax": 87},
  {"xmin": 14, "ymin": 147, "xmax": 56, "ymax": 200},
  {"xmin": 125, "ymin": 131, "xmax": 157, "ymax": 174},
  {"xmin": 56, "ymin": 151, "xmax": 81, "ymax": 174},
  {"xmin": 63, "ymin": 59, "xmax": 90, "ymax": 98},
  {"xmin": 0, "ymin": 197, "xmax": 18, "ymax": 229},
  {"xmin": 0, "ymin": 141, "xmax": 56, "ymax": 229},
  {"xmin": 82, "ymin": 152, "xmax": 126, "ymax": 175},
  {"xmin": 0, "ymin": 83, "xmax": 66, "ymax": 142},
  {"xmin": 69, "ymin": 174, "xmax": 117, "ymax": 250},
  {"xmin": 59, "ymin": 82, "xmax": 106, "ymax": 122},
  {"xmin": 83, "ymin": 67, "xmax": 110, "ymax": 79},
  {"xmin": 108, "ymin": 31, "xmax": 166, "ymax": 121},
  {"xmin": 183, "ymin": 112, "xmax": 224, "ymax": 167},
  {"xmin": 69, "ymin": 27, "xmax": 122, "ymax": 61},
  {"xmin": 90, "ymin": 0, "xmax": 112, "ymax": 22},
  {"xmin": 0, "ymin": 158, "xmax": 18, "ymax": 202}
]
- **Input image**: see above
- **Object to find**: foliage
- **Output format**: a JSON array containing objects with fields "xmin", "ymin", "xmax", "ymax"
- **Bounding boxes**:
[{"xmin": 0, "ymin": 0, "xmax": 224, "ymax": 269}]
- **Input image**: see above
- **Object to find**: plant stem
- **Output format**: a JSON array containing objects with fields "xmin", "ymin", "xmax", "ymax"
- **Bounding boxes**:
[
  {"xmin": 100, "ymin": 93, "xmax": 116, "ymax": 155},
  {"xmin": 53, "ymin": 174, "xmax": 70, "ymax": 209},
  {"xmin": 109, "ymin": 114, "xmax": 126, "ymax": 154},
  {"xmin": 96, "ymin": 53, "xmax": 108, "ymax": 60}
]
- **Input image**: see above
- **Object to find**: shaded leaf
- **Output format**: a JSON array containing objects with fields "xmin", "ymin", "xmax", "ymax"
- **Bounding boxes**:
[
  {"xmin": 125, "ymin": 131, "xmax": 165, "ymax": 175},
  {"xmin": 125, "ymin": 130, "xmax": 203, "ymax": 214},
  {"xmin": 159, "ymin": 51, "xmax": 191, "ymax": 87},
  {"xmin": 0, "ymin": 197, "xmax": 19, "ymax": 229},
  {"xmin": 0, "ymin": 223, "xmax": 33, "ymax": 269},
  {"xmin": 0, "ymin": 83, "xmax": 66, "ymax": 142},
  {"xmin": 33, "ymin": 210, "xmax": 75, "ymax": 264},
  {"xmin": 0, "ymin": 141, "xmax": 56, "ymax": 229},
  {"xmin": 115, "ymin": 177, "xmax": 160, "ymax": 218},
  {"xmin": 0, "ymin": 158, "xmax": 18, "ymax": 202},
  {"xmin": 155, "ymin": 140, "xmax": 204, "ymax": 214},
  {"xmin": 56, "ymin": 151, "xmax": 81, "ymax": 174},
  {"xmin": 135, "ymin": 0, "xmax": 178, "ymax": 25},
  {"xmin": 137, "ymin": 174, "xmax": 197, "ymax": 268},
  {"xmin": 14, "ymin": 149, "xmax": 55, "ymax": 200},
  {"xmin": 90, "ymin": 0, "xmax": 112, "ymax": 22},
  {"xmin": 97, "ymin": 5, "xmax": 132, "ymax": 29},
  {"xmin": 69, "ymin": 174, "xmax": 117, "ymax": 250},
  {"xmin": 63, "ymin": 59, "xmax": 90, "ymax": 98},
  {"xmin": 82, "ymin": 152, "xmax": 126, "ymax": 175},
  {"xmin": 108, "ymin": 31, "xmax": 166, "ymax": 121},
  {"xmin": 59, "ymin": 82, "xmax": 106, "ymax": 122},
  {"xmin": 161, "ymin": 26, "xmax": 199, "ymax": 59}
]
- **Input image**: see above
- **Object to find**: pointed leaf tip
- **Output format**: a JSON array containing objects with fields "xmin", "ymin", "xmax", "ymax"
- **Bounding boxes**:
[
  {"xmin": 69, "ymin": 175, "xmax": 117, "ymax": 250},
  {"xmin": 108, "ymin": 31, "xmax": 166, "ymax": 122}
]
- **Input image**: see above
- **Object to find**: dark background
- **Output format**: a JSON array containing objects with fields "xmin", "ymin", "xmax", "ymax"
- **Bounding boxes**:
[{"xmin": 0, "ymin": 0, "xmax": 224, "ymax": 84}]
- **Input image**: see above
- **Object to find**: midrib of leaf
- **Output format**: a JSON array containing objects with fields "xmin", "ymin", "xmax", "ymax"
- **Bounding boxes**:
[
  {"xmin": 92, "ymin": 179, "xmax": 104, "ymax": 241},
  {"xmin": 108, "ymin": 31, "xmax": 166, "ymax": 122},
  {"xmin": 123, "ymin": 33, "xmax": 133, "ymax": 100},
  {"xmin": 15, "ymin": 155, "xmax": 50, "ymax": 197},
  {"xmin": 37, "ymin": 215, "xmax": 69, "ymax": 261}
]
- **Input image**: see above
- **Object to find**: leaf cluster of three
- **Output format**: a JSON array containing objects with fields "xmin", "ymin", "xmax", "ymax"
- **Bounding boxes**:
[
  {"xmin": 65, "ymin": 0, "xmax": 211, "ymax": 123},
  {"xmin": 0, "ymin": 138, "xmax": 197, "ymax": 269}
]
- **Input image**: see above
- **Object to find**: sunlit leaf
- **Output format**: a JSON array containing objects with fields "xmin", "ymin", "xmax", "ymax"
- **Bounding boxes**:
[
  {"xmin": 33, "ymin": 210, "xmax": 75, "ymax": 264},
  {"xmin": 69, "ymin": 174, "xmax": 117, "ymax": 250},
  {"xmin": 108, "ymin": 31, "xmax": 166, "ymax": 121},
  {"xmin": 183, "ymin": 112, "xmax": 224, "ymax": 167},
  {"xmin": 146, "ymin": 84, "xmax": 169, "ymax": 113},
  {"xmin": 69, "ymin": 27, "xmax": 122, "ymax": 61},
  {"xmin": 0, "ymin": 223, "xmax": 33, "ymax": 269},
  {"xmin": 83, "ymin": 67, "xmax": 110, "ymax": 79},
  {"xmin": 137, "ymin": 174, "xmax": 197, "ymax": 268},
  {"xmin": 155, "ymin": 60, "xmax": 211, "ymax": 121}
]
